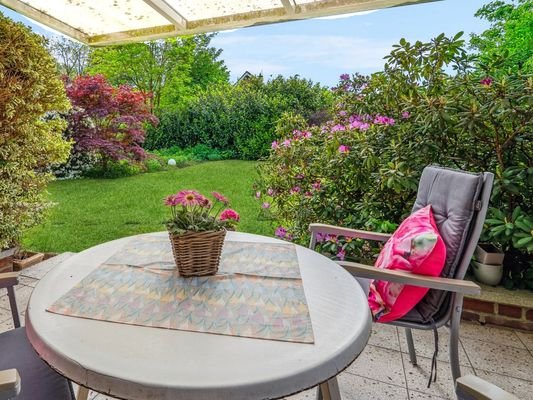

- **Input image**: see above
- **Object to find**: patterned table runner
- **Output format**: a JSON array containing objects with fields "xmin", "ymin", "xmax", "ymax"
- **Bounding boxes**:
[{"xmin": 47, "ymin": 237, "xmax": 314, "ymax": 343}]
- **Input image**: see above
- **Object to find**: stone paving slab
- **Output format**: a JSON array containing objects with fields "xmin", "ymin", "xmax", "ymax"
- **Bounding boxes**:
[{"xmin": 1, "ymin": 254, "xmax": 532, "ymax": 400}]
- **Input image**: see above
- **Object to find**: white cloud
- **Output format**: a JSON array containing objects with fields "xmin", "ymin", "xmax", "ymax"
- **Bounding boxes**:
[{"xmin": 214, "ymin": 33, "xmax": 391, "ymax": 74}]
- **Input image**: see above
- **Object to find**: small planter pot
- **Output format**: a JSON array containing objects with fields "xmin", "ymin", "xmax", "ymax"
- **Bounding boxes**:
[
  {"xmin": 0, "ymin": 247, "xmax": 18, "ymax": 273},
  {"xmin": 13, "ymin": 251, "xmax": 45, "ymax": 271},
  {"xmin": 472, "ymin": 260, "xmax": 503, "ymax": 286},
  {"xmin": 168, "ymin": 230, "xmax": 226, "ymax": 277},
  {"xmin": 475, "ymin": 244, "xmax": 505, "ymax": 265}
]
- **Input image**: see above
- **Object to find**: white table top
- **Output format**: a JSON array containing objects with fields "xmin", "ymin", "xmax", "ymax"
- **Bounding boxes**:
[{"xmin": 26, "ymin": 232, "xmax": 371, "ymax": 400}]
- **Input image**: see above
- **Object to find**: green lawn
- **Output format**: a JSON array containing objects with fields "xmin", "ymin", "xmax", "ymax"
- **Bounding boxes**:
[{"xmin": 23, "ymin": 161, "xmax": 272, "ymax": 253}]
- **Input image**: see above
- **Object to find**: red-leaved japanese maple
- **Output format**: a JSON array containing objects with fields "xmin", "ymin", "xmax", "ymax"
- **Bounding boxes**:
[{"xmin": 65, "ymin": 74, "xmax": 158, "ymax": 168}]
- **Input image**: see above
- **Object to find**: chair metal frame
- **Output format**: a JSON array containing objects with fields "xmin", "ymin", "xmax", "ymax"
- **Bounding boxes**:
[{"xmin": 309, "ymin": 170, "xmax": 494, "ymax": 400}]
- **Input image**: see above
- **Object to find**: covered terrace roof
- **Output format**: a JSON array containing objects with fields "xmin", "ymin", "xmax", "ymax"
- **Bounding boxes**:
[{"xmin": 0, "ymin": 0, "xmax": 437, "ymax": 46}]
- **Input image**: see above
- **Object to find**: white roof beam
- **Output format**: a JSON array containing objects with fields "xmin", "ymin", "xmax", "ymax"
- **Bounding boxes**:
[
  {"xmin": 142, "ymin": 0, "xmax": 187, "ymax": 30},
  {"xmin": 280, "ymin": 0, "xmax": 297, "ymax": 14}
]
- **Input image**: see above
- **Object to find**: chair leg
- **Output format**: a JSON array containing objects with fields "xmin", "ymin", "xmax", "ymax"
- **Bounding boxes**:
[
  {"xmin": 7, "ymin": 286, "xmax": 20, "ymax": 329},
  {"xmin": 316, "ymin": 377, "xmax": 341, "ymax": 400},
  {"xmin": 405, "ymin": 328, "xmax": 417, "ymax": 366},
  {"xmin": 77, "ymin": 386, "xmax": 89, "ymax": 400},
  {"xmin": 449, "ymin": 294, "xmax": 463, "ymax": 382}
]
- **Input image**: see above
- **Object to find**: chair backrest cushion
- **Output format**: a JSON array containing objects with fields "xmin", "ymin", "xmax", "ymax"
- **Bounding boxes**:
[
  {"xmin": 368, "ymin": 205, "xmax": 446, "ymax": 323},
  {"xmin": 408, "ymin": 166, "xmax": 484, "ymax": 323}
]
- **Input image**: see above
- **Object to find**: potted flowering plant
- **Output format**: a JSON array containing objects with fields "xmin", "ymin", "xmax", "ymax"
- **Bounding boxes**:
[{"xmin": 164, "ymin": 190, "xmax": 239, "ymax": 276}]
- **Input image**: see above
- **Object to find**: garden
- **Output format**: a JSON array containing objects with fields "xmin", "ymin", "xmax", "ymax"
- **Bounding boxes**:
[{"xmin": 1, "ymin": 0, "xmax": 531, "ymax": 291}]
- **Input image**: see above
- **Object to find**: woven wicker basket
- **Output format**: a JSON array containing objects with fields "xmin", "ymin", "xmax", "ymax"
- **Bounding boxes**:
[{"xmin": 168, "ymin": 230, "xmax": 226, "ymax": 277}]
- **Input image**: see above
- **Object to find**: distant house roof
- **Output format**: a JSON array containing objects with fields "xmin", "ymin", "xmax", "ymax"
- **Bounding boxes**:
[
  {"xmin": 236, "ymin": 71, "xmax": 254, "ymax": 85},
  {"xmin": 0, "ymin": 0, "xmax": 438, "ymax": 46}
]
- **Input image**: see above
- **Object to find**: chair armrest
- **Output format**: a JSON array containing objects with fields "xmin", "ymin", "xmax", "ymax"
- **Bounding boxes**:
[
  {"xmin": 309, "ymin": 223, "xmax": 392, "ymax": 242},
  {"xmin": 456, "ymin": 374, "xmax": 519, "ymax": 400},
  {"xmin": 338, "ymin": 261, "xmax": 481, "ymax": 296},
  {"xmin": 0, "ymin": 369, "xmax": 20, "ymax": 400},
  {"xmin": 0, "ymin": 272, "xmax": 18, "ymax": 289}
]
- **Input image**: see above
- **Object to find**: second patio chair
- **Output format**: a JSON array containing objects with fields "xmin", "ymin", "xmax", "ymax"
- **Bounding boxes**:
[{"xmin": 309, "ymin": 165, "xmax": 494, "ymax": 385}]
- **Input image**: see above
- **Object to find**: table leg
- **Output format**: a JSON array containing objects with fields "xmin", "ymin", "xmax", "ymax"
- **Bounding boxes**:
[
  {"xmin": 316, "ymin": 376, "xmax": 341, "ymax": 400},
  {"xmin": 77, "ymin": 386, "xmax": 89, "ymax": 400}
]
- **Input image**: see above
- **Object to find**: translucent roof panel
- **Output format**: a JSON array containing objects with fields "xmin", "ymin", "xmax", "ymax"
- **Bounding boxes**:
[
  {"xmin": 166, "ymin": 0, "xmax": 284, "ymax": 22},
  {"xmin": 0, "ymin": 0, "xmax": 438, "ymax": 45},
  {"xmin": 15, "ymin": 0, "xmax": 171, "ymax": 36}
]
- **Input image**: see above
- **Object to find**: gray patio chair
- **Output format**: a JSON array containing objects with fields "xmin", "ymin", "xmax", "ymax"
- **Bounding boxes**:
[
  {"xmin": 309, "ymin": 165, "xmax": 494, "ymax": 397},
  {"xmin": 0, "ymin": 271, "xmax": 76, "ymax": 400}
]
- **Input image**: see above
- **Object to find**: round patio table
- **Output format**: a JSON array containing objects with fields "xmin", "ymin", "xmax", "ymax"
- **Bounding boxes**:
[{"xmin": 26, "ymin": 231, "xmax": 371, "ymax": 400}]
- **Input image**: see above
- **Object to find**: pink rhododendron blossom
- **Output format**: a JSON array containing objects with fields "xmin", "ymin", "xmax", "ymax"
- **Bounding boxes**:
[
  {"xmin": 212, "ymin": 191, "xmax": 229, "ymax": 205},
  {"xmin": 339, "ymin": 110, "xmax": 347, "ymax": 117},
  {"xmin": 275, "ymin": 226, "xmax": 287, "ymax": 238},
  {"xmin": 480, "ymin": 77, "xmax": 493, "ymax": 86},
  {"xmin": 336, "ymin": 248, "xmax": 346, "ymax": 261},
  {"xmin": 267, "ymin": 188, "xmax": 274, "ymax": 196},
  {"xmin": 312, "ymin": 181, "xmax": 321, "ymax": 190},
  {"xmin": 304, "ymin": 191, "xmax": 313, "ymax": 197},
  {"xmin": 219, "ymin": 209, "xmax": 240, "ymax": 221},
  {"xmin": 331, "ymin": 124, "xmax": 346, "ymax": 132},
  {"xmin": 338, "ymin": 145, "xmax": 350, "ymax": 153},
  {"xmin": 271, "ymin": 141, "xmax": 279, "ymax": 149},
  {"xmin": 290, "ymin": 186, "xmax": 301, "ymax": 194},
  {"xmin": 255, "ymin": 191, "xmax": 261, "ymax": 199},
  {"xmin": 295, "ymin": 173, "xmax": 305, "ymax": 180},
  {"xmin": 261, "ymin": 202, "xmax": 270, "ymax": 209},
  {"xmin": 374, "ymin": 115, "xmax": 396, "ymax": 125},
  {"xmin": 302, "ymin": 131, "xmax": 312, "ymax": 139},
  {"xmin": 282, "ymin": 139, "xmax": 292, "ymax": 147},
  {"xmin": 325, "ymin": 234, "xmax": 337, "ymax": 243},
  {"xmin": 316, "ymin": 233, "xmax": 325, "ymax": 243},
  {"xmin": 402, "ymin": 111, "xmax": 410, "ymax": 119}
]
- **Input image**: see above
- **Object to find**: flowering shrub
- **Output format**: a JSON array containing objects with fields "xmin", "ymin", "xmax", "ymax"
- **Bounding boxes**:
[
  {"xmin": 165, "ymin": 190, "xmax": 239, "ymax": 234},
  {"xmin": 256, "ymin": 33, "xmax": 532, "ymax": 287},
  {"xmin": 64, "ymin": 75, "xmax": 158, "ymax": 173}
]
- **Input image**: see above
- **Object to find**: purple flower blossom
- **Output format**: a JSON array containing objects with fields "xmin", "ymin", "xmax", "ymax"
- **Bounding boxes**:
[
  {"xmin": 295, "ymin": 173, "xmax": 305, "ymax": 180},
  {"xmin": 402, "ymin": 111, "xmax": 410, "ymax": 119},
  {"xmin": 338, "ymin": 110, "xmax": 347, "ymax": 117},
  {"xmin": 338, "ymin": 144, "xmax": 350, "ymax": 153},
  {"xmin": 340, "ymin": 73, "xmax": 350, "ymax": 81},
  {"xmin": 290, "ymin": 186, "xmax": 301, "ymax": 194},
  {"xmin": 373, "ymin": 115, "xmax": 396, "ymax": 126},
  {"xmin": 480, "ymin": 77, "xmax": 493, "ymax": 86},
  {"xmin": 312, "ymin": 181, "xmax": 321, "ymax": 190},
  {"xmin": 336, "ymin": 248, "xmax": 346, "ymax": 261},
  {"xmin": 267, "ymin": 188, "xmax": 274, "ymax": 196},
  {"xmin": 271, "ymin": 140, "xmax": 279, "ymax": 149},
  {"xmin": 331, "ymin": 124, "xmax": 346, "ymax": 132},
  {"xmin": 275, "ymin": 226, "xmax": 287, "ymax": 238},
  {"xmin": 261, "ymin": 202, "xmax": 270, "ymax": 209},
  {"xmin": 255, "ymin": 191, "xmax": 261, "ymax": 199},
  {"xmin": 282, "ymin": 139, "xmax": 291, "ymax": 147}
]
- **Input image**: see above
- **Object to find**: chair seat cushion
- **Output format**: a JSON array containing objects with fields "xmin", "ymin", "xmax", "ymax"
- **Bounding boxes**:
[
  {"xmin": 368, "ymin": 205, "xmax": 446, "ymax": 323},
  {"xmin": 0, "ymin": 328, "xmax": 74, "ymax": 400}
]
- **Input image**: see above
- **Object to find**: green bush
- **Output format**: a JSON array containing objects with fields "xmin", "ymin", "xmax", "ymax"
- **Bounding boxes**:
[
  {"xmin": 256, "ymin": 33, "xmax": 532, "ymax": 288},
  {"xmin": 85, "ymin": 160, "xmax": 142, "ymax": 179},
  {"xmin": 145, "ymin": 75, "xmax": 332, "ymax": 159},
  {"xmin": 0, "ymin": 13, "xmax": 71, "ymax": 249}
]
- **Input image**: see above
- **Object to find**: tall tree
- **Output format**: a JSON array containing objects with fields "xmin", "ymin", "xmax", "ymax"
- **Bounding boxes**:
[
  {"xmin": 47, "ymin": 37, "xmax": 91, "ymax": 78},
  {"xmin": 470, "ymin": 0, "xmax": 533, "ymax": 73},
  {"xmin": 87, "ymin": 34, "xmax": 229, "ymax": 111}
]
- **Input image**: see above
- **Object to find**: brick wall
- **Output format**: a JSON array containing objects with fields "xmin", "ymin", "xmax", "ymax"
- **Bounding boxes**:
[{"xmin": 462, "ymin": 298, "xmax": 533, "ymax": 331}]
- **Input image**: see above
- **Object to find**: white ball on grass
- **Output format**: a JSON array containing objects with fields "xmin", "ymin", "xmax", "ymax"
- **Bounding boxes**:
[{"xmin": 167, "ymin": 158, "xmax": 177, "ymax": 166}]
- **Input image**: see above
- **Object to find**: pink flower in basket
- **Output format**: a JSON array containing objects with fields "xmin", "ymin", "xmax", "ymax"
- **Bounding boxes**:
[
  {"xmin": 220, "ymin": 209, "xmax": 240, "ymax": 222},
  {"xmin": 164, "ymin": 189, "xmax": 240, "ymax": 236}
]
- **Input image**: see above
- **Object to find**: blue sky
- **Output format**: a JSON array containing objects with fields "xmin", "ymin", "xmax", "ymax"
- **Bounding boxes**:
[{"xmin": 0, "ymin": 0, "xmax": 490, "ymax": 86}]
